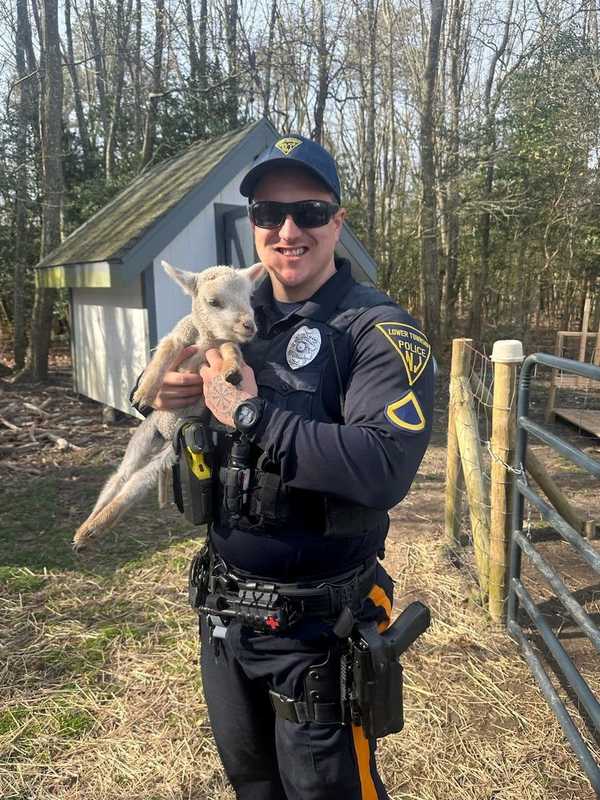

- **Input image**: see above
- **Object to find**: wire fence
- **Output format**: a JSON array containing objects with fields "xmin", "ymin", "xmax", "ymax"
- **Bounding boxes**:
[{"xmin": 445, "ymin": 335, "xmax": 600, "ymax": 623}]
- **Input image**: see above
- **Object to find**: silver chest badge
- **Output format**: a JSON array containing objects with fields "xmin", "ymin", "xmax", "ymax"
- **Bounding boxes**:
[{"xmin": 286, "ymin": 326, "xmax": 322, "ymax": 370}]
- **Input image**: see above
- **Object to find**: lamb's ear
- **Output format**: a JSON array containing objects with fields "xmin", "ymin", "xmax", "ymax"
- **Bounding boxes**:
[
  {"xmin": 162, "ymin": 260, "xmax": 197, "ymax": 296},
  {"xmin": 239, "ymin": 262, "xmax": 265, "ymax": 283}
]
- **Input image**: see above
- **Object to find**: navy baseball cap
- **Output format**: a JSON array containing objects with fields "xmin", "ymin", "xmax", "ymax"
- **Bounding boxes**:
[{"xmin": 240, "ymin": 135, "xmax": 341, "ymax": 203}]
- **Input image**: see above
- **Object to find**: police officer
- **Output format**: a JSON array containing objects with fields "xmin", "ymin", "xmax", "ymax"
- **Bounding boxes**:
[{"xmin": 150, "ymin": 136, "xmax": 434, "ymax": 800}]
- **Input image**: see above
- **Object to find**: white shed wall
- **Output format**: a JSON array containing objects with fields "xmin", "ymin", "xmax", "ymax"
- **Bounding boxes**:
[
  {"xmin": 72, "ymin": 287, "xmax": 149, "ymax": 417},
  {"xmin": 153, "ymin": 165, "xmax": 251, "ymax": 341}
]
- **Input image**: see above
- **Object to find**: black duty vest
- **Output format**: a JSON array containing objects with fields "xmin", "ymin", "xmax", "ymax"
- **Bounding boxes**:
[{"xmin": 208, "ymin": 272, "xmax": 397, "ymax": 569}]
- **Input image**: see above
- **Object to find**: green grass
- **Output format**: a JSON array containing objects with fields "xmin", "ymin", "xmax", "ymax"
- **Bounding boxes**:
[{"xmin": 0, "ymin": 566, "xmax": 46, "ymax": 593}]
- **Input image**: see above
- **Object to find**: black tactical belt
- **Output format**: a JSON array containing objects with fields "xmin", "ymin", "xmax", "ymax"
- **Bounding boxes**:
[{"xmin": 222, "ymin": 558, "xmax": 378, "ymax": 620}]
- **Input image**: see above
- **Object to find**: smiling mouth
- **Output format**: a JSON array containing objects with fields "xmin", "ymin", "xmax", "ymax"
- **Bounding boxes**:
[{"xmin": 275, "ymin": 246, "xmax": 308, "ymax": 257}]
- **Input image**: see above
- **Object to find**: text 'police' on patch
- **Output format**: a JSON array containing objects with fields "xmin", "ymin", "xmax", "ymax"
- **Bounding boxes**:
[{"xmin": 375, "ymin": 322, "xmax": 431, "ymax": 386}]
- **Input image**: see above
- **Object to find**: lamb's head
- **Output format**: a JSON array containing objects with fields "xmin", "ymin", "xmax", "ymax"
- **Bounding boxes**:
[{"xmin": 162, "ymin": 260, "xmax": 264, "ymax": 343}]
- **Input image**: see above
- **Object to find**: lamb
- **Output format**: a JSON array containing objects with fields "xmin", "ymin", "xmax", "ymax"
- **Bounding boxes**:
[{"xmin": 72, "ymin": 259, "xmax": 263, "ymax": 550}]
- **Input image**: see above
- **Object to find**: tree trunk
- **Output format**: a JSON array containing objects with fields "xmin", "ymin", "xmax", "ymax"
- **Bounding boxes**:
[
  {"xmin": 365, "ymin": 0, "xmax": 377, "ymax": 253},
  {"xmin": 469, "ymin": 0, "xmax": 514, "ymax": 342},
  {"xmin": 225, "ymin": 0, "xmax": 239, "ymax": 128},
  {"xmin": 140, "ymin": 0, "xmax": 165, "ymax": 169},
  {"xmin": 106, "ymin": 0, "xmax": 133, "ymax": 181},
  {"xmin": 263, "ymin": 0, "xmax": 277, "ymax": 118},
  {"xmin": 25, "ymin": 0, "xmax": 64, "ymax": 382},
  {"xmin": 185, "ymin": 0, "xmax": 203, "ymax": 137},
  {"xmin": 442, "ymin": 0, "xmax": 466, "ymax": 341},
  {"xmin": 419, "ymin": 0, "xmax": 445, "ymax": 352},
  {"xmin": 64, "ymin": 0, "xmax": 92, "ymax": 166},
  {"xmin": 88, "ymin": 0, "xmax": 110, "ymax": 174},
  {"xmin": 14, "ymin": 0, "xmax": 33, "ymax": 369},
  {"xmin": 312, "ymin": 0, "xmax": 328, "ymax": 144}
]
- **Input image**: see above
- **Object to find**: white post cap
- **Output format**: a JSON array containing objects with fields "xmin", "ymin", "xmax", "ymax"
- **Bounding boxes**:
[{"xmin": 491, "ymin": 339, "xmax": 524, "ymax": 364}]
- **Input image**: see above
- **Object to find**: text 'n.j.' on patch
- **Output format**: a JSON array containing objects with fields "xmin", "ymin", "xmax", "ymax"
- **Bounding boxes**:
[
  {"xmin": 385, "ymin": 391, "xmax": 426, "ymax": 431},
  {"xmin": 274, "ymin": 137, "xmax": 303, "ymax": 156},
  {"xmin": 375, "ymin": 322, "xmax": 431, "ymax": 386}
]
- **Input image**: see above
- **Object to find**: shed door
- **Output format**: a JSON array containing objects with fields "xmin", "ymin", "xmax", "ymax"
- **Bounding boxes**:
[{"xmin": 215, "ymin": 203, "xmax": 257, "ymax": 267}]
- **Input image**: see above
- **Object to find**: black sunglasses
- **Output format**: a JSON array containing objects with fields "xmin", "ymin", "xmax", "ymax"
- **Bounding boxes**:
[{"xmin": 249, "ymin": 200, "xmax": 340, "ymax": 229}]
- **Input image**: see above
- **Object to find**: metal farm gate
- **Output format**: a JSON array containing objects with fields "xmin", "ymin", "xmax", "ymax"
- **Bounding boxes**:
[{"xmin": 508, "ymin": 353, "xmax": 600, "ymax": 794}]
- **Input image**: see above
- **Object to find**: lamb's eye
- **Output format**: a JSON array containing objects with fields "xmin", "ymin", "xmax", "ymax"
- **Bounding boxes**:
[{"xmin": 207, "ymin": 297, "xmax": 223, "ymax": 308}]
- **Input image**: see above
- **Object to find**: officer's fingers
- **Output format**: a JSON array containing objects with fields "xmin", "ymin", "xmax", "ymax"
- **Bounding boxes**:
[
  {"xmin": 169, "ymin": 345, "xmax": 203, "ymax": 369},
  {"xmin": 156, "ymin": 383, "xmax": 203, "ymax": 400},
  {"xmin": 162, "ymin": 370, "xmax": 203, "ymax": 388},
  {"xmin": 153, "ymin": 394, "xmax": 201, "ymax": 411},
  {"xmin": 204, "ymin": 348, "xmax": 224, "ymax": 370}
]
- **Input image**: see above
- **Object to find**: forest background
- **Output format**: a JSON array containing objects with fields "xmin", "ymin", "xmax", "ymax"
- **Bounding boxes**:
[{"xmin": 1, "ymin": 0, "xmax": 600, "ymax": 380}]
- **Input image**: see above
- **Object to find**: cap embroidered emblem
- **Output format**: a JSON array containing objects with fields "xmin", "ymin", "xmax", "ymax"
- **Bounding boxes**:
[
  {"xmin": 286, "ymin": 326, "xmax": 321, "ymax": 369},
  {"xmin": 274, "ymin": 137, "xmax": 303, "ymax": 156}
]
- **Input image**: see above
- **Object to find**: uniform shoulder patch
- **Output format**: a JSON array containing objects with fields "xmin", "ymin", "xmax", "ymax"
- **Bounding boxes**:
[
  {"xmin": 274, "ymin": 137, "xmax": 302, "ymax": 156},
  {"xmin": 385, "ymin": 391, "xmax": 426, "ymax": 431},
  {"xmin": 375, "ymin": 321, "xmax": 431, "ymax": 386}
]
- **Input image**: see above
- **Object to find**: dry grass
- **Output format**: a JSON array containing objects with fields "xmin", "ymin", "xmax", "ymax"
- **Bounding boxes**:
[{"xmin": 0, "ymin": 370, "xmax": 599, "ymax": 799}]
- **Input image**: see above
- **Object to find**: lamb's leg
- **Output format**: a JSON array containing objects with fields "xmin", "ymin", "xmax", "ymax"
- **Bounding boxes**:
[
  {"xmin": 91, "ymin": 418, "xmax": 163, "ymax": 516},
  {"xmin": 73, "ymin": 444, "xmax": 176, "ymax": 550},
  {"xmin": 157, "ymin": 466, "xmax": 171, "ymax": 509},
  {"xmin": 219, "ymin": 342, "xmax": 243, "ymax": 385},
  {"xmin": 132, "ymin": 336, "xmax": 185, "ymax": 407}
]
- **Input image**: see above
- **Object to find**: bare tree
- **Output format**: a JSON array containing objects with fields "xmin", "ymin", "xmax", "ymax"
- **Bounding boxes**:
[
  {"xmin": 140, "ymin": 0, "xmax": 165, "ymax": 169},
  {"xmin": 419, "ymin": 0, "xmax": 445, "ymax": 351},
  {"xmin": 25, "ymin": 0, "xmax": 64, "ymax": 381}
]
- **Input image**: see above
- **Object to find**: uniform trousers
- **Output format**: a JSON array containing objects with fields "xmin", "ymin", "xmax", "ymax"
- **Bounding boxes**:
[{"xmin": 199, "ymin": 562, "xmax": 394, "ymax": 800}]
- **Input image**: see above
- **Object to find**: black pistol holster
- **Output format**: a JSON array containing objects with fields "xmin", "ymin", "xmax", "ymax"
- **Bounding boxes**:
[
  {"xmin": 347, "ymin": 602, "xmax": 431, "ymax": 739},
  {"xmin": 172, "ymin": 418, "xmax": 214, "ymax": 525},
  {"xmin": 268, "ymin": 601, "xmax": 431, "ymax": 739}
]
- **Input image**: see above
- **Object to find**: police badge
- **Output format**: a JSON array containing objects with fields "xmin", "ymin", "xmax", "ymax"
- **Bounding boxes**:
[{"xmin": 286, "ymin": 326, "xmax": 322, "ymax": 370}]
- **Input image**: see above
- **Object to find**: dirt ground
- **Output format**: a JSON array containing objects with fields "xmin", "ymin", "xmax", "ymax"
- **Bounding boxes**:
[{"xmin": 0, "ymin": 357, "xmax": 599, "ymax": 800}]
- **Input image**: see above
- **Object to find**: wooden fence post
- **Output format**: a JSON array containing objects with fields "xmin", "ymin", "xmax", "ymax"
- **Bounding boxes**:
[
  {"xmin": 445, "ymin": 338, "xmax": 472, "ymax": 548},
  {"xmin": 489, "ymin": 339, "xmax": 523, "ymax": 623},
  {"xmin": 455, "ymin": 374, "xmax": 490, "ymax": 598}
]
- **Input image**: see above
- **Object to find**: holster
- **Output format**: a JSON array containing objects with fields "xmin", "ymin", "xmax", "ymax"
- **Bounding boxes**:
[
  {"xmin": 350, "ymin": 602, "xmax": 431, "ymax": 739},
  {"xmin": 172, "ymin": 418, "xmax": 214, "ymax": 525}
]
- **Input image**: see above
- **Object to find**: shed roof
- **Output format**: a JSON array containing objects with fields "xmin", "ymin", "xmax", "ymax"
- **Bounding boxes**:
[
  {"xmin": 36, "ymin": 119, "xmax": 377, "ymax": 288},
  {"xmin": 37, "ymin": 122, "xmax": 273, "ymax": 278}
]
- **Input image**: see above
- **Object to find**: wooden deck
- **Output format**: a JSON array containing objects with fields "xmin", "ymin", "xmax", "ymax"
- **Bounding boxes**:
[{"xmin": 553, "ymin": 408, "xmax": 600, "ymax": 438}]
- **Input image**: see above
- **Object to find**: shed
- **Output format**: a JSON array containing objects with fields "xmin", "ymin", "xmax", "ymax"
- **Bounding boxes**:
[{"xmin": 35, "ymin": 119, "xmax": 377, "ymax": 416}]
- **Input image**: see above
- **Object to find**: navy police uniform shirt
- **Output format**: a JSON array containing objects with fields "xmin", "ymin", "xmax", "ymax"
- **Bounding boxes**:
[{"xmin": 210, "ymin": 258, "xmax": 435, "ymax": 579}]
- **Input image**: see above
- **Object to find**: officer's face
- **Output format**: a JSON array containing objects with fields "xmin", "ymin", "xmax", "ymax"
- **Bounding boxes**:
[{"xmin": 251, "ymin": 167, "xmax": 346, "ymax": 301}]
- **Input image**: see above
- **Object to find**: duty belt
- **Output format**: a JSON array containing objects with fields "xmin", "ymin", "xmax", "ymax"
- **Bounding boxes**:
[{"xmin": 197, "ymin": 554, "xmax": 378, "ymax": 633}]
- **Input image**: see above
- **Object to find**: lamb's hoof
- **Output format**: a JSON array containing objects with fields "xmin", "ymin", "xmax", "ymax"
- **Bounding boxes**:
[
  {"xmin": 72, "ymin": 521, "xmax": 97, "ymax": 551},
  {"xmin": 224, "ymin": 367, "xmax": 242, "ymax": 386},
  {"xmin": 131, "ymin": 389, "xmax": 148, "ymax": 406}
]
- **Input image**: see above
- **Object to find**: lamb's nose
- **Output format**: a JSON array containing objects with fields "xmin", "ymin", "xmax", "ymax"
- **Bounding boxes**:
[{"xmin": 242, "ymin": 320, "xmax": 255, "ymax": 331}]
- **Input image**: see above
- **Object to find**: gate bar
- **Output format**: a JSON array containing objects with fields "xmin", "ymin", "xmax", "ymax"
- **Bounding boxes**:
[
  {"xmin": 513, "ymin": 579, "xmax": 600, "ymax": 730},
  {"xmin": 514, "ymin": 531, "xmax": 600, "ymax": 652},
  {"xmin": 507, "ymin": 619, "xmax": 600, "ymax": 795},
  {"xmin": 508, "ymin": 352, "xmax": 600, "ymax": 792},
  {"xmin": 531, "ymin": 352, "xmax": 600, "ymax": 380},
  {"xmin": 517, "ymin": 480, "xmax": 600, "ymax": 573},
  {"xmin": 519, "ymin": 418, "xmax": 600, "ymax": 478}
]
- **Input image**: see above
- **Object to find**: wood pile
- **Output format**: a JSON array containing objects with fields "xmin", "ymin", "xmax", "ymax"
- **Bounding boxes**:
[{"xmin": 0, "ymin": 382, "xmax": 135, "ymax": 475}]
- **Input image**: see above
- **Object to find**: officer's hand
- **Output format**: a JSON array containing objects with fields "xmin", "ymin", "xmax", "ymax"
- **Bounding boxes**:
[
  {"xmin": 151, "ymin": 345, "xmax": 204, "ymax": 410},
  {"xmin": 200, "ymin": 348, "xmax": 258, "ymax": 427}
]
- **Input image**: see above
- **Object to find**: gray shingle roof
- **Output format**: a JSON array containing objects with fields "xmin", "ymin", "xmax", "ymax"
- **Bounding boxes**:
[{"xmin": 37, "ymin": 122, "xmax": 263, "ymax": 269}]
